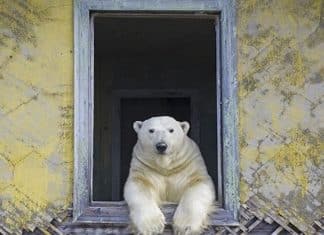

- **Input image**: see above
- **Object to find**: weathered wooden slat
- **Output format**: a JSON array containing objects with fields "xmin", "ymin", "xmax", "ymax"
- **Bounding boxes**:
[
  {"xmin": 75, "ymin": 203, "xmax": 238, "ymax": 226},
  {"xmin": 247, "ymin": 219, "xmax": 262, "ymax": 232},
  {"xmin": 271, "ymin": 226, "xmax": 283, "ymax": 235}
]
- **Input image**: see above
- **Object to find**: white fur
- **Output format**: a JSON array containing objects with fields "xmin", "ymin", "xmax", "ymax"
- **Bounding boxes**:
[{"xmin": 124, "ymin": 116, "xmax": 215, "ymax": 235}]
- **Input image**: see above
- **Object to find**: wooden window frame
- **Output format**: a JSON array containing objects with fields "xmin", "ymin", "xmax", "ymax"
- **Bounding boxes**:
[{"xmin": 74, "ymin": 0, "xmax": 239, "ymax": 226}]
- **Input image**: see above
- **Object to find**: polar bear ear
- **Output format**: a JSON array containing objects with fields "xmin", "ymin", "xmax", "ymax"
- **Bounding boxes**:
[
  {"xmin": 179, "ymin": 121, "xmax": 190, "ymax": 135},
  {"xmin": 133, "ymin": 121, "xmax": 143, "ymax": 133}
]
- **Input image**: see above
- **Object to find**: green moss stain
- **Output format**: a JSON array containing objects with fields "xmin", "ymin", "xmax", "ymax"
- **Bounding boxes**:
[
  {"xmin": 240, "ymin": 75, "xmax": 259, "ymax": 95},
  {"xmin": 274, "ymin": 128, "xmax": 321, "ymax": 164},
  {"xmin": 0, "ymin": 0, "xmax": 49, "ymax": 46},
  {"xmin": 284, "ymin": 50, "xmax": 307, "ymax": 87},
  {"xmin": 306, "ymin": 0, "xmax": 324, "ymax": 48}
]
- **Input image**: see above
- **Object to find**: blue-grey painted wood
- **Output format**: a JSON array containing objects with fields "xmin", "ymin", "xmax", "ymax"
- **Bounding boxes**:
[
  {"xmin": 215, "ymin": 16, "xmax": 224, "ymax": 209},
  {"xmin": 219, "ymin": 0, "xmax": 239, "ymax": 220},
  {"xmin": 85, "ymin": 0, "xmax": 222, "ymax": 11},
  {"xmin": 78, "ymin": 204, "xmax": 238, "ymax": 226},
  {"xmin": 73, "ymin": 0, "xmax": 92, "ymax": 221},
  {"xmin": 74, "ymin": 0, "xmax": 239, "ymax": 223}
]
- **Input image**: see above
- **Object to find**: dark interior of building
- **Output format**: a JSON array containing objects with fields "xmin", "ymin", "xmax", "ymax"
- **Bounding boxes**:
[{"xmin": 93, "ymin": 16, "xmax": 217, "ymax": 201}]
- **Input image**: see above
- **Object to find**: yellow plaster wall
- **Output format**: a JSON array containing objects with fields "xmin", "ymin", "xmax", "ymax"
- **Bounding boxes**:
[
  {"xmin": 0, "ymin": 0, "xmax": 73, "ymax": 233},
  {"xmin": 0, "ymin": 0, "xmax": 323, "ymax": 233},
  {"xmin": 238, "ymin": 0, "xmax": 323, "ymax": 232}
]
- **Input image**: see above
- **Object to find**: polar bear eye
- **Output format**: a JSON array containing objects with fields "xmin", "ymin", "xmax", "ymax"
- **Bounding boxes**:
[
  {"xmin": 149, "ymin": 129, "xmax": 155, "ymax": 133},
  {"xmin": 169, "ymin": 129, "xmax": 174, "ymax": 133}
]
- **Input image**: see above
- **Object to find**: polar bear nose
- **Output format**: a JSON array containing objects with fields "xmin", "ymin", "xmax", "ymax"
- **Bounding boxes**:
[{"xmin": 156, "ymin": 142, "xmax": 168, "ymax": 153}]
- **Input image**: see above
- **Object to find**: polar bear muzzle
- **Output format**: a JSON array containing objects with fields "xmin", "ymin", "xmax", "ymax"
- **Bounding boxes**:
[{"xmin": 155, "ymin": 142, "xmax": 168, "ymax": 154}]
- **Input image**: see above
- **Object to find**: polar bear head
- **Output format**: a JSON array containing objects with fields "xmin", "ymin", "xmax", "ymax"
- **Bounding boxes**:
[{"xmin": 133, "ymin": 116, "xmax": 190, "ymax": 156}]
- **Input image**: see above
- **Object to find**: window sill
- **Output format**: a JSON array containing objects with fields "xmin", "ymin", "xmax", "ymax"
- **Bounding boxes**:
[{"xmin": 71, "ymin": 201, "xmax": 238, "ymax": 227}]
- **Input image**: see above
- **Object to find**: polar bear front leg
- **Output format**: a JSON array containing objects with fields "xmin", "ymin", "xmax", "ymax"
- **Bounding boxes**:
[
  {"xmin": 124, "ymin": 179, "xmax": 165, "ymax": 235},
  {"xmin": 173, "ymin": 182, "xmax": 215, "ymax": 235}
]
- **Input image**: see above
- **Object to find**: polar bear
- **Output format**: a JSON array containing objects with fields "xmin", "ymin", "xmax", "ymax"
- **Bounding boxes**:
[{"xmin": 124, "ymin": 116, "xmax": 215, "ymax": 235}]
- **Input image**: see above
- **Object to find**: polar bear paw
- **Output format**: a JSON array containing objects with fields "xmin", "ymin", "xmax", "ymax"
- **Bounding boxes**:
[
  {"xmin": 130, "ymin": 206, "xmax": 165, "ymax": 235},
  {"xmin": 173, "ymin": 222, "xmax": 204, "ymax": 235},
  {"xmin": 173, "ymin": 209, "xmax": 206, "ymax": 235}
]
